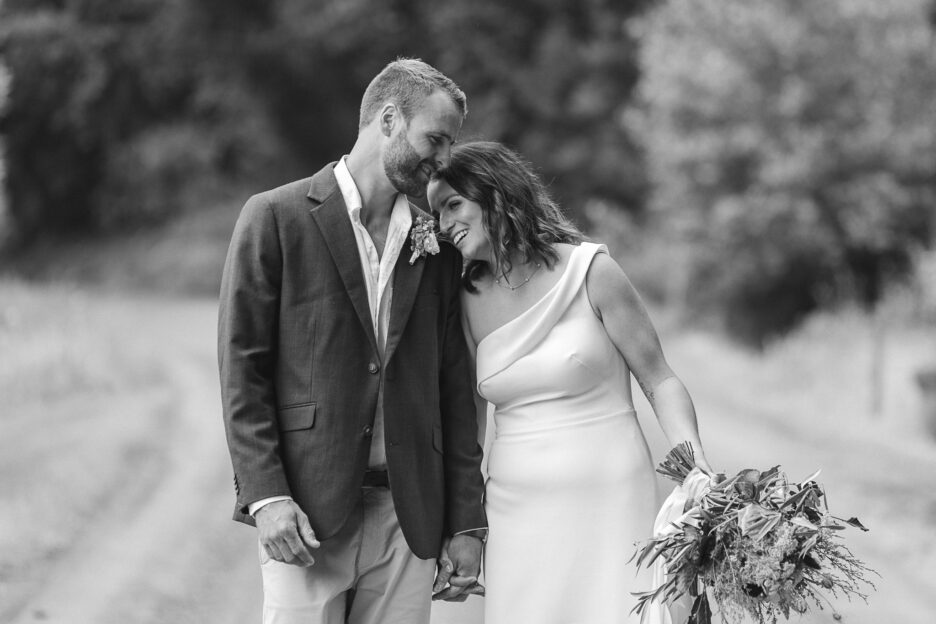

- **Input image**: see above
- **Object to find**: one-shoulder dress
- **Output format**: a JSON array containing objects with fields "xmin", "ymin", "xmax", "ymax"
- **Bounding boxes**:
[{"xmin": 473, "ymin": 242, "xmax": 657, "ymax": 624}]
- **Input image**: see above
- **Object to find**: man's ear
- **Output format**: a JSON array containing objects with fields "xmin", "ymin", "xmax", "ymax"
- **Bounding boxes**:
[{"xmin": 379, "ymin": 102, "xmax": 399, "ymax": 137}]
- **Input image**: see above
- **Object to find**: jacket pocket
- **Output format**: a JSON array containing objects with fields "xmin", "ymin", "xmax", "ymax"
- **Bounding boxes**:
[
  {"xmin": 432, "ymin": 424, "xmax": 444, "ymax": 454},
  {"xmin": 277, "ymin": 403, "xmax": 316, "ymax": 432}
]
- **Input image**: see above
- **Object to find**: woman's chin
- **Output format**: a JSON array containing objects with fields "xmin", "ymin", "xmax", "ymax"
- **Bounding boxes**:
[{"xmin": 460, "ymin": 248, "xmax": 482, "ymax": 262}]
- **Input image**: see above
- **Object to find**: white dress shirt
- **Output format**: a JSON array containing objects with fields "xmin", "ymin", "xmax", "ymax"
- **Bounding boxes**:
[{"xmin": 334, "ymin": 156, "xmax": 413, "ymax": 469}]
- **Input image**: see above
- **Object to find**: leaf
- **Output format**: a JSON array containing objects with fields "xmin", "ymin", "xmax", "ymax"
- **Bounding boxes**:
[
  {"xmin": 757, "ymin": 465, "xmax": 782, "ymax": 486},
  {"xmin": 688, "ymin": 593, "xmax": 712, "ymax": 624},
  {"xmin": 739, "ymin": 503, "xmax": 781, "ymax": 539},
  {"xmin": 635, "ymin": 543, "xmax": 663, "ymax": 569},
  {"xmin": 789, "ymin": 516, "xmax": 818, "ymax": 531},
  {"xmin": 799, "ymin": 535, "xmax": 820, "ymax": 557},
  {"xmin": 780, "ymin": 484, "xmax": 818, "ymax": 512},
  {"xmin": 801, "ymin": 468, "xmax": 822, "ymax": 484},
  {"xmin": 845, "ymin": 516, "xmax": 869, "ymax": 532}
]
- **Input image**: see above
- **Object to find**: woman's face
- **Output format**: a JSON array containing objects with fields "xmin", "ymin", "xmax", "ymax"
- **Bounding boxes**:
[{"xmin": 428, "ymin": 179, "xmax": 493, "ymax": 263}]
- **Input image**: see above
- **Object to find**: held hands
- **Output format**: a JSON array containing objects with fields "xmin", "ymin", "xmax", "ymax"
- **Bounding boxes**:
[
  {"xmin": 255, "ymin": 500, "xmax": 321, "ymax": 567},
  {"xmin": 432, "ymin": 535, "xmax": 485, "ymax": 602}
]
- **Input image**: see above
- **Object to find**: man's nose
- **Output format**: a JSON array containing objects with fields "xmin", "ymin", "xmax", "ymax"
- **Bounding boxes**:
[{"xmin": 435, "ymin": 143, "xmax": 452, "ymax": 169}]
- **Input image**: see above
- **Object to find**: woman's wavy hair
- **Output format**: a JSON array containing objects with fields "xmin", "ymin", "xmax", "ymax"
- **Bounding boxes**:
[{"xmin": 433, "ymin": 141, "xmax": 583, "ymax": 293}]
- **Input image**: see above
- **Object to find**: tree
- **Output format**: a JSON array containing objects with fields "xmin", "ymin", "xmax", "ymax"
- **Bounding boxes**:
[
  {"xmin": 425, "ymin": 0, "xmax": 653, "ymax": 219},
  {"xmin": 0, "ymin": 0, "xmax": 287, "ymax": 243},
  {"xmin": 234, "ymin": 0, "xmax": 653, "ymax": 219},
  {"xmin": 1, "ymin": 0, "xmax": 652, "ymax": 246},
  {"xmin": 635, "ymin": 0, "xmax": 936, "ymax": 344}
]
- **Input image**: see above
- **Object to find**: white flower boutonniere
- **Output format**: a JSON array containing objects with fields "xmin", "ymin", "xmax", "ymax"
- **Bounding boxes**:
[{"xmin": 409, "ymin": 216, "xmax": 440, "ymax": 264}]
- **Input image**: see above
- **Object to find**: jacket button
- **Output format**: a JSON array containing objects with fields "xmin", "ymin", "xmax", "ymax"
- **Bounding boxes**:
[
  {"xmin": 362, "ymin": 425, "xmax": 373, "ymax": 437},
  {"xmin": 368, "ymin": 362, "xmax": 379, "ymax": 374}
]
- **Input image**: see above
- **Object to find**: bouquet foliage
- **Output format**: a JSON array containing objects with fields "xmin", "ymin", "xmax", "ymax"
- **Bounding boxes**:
[{"xmin": 633, "ymin": 443, "xmax": 876, "ymax": 624}]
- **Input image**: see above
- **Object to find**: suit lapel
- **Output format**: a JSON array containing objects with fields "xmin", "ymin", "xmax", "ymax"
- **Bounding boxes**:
[
  {"xmin": 385, "ymin": 213, "xmax": 425, "ymax": 365},
  {"xmin": 308, "ymin": 169, "xmax": 378, "ymax": 354}
]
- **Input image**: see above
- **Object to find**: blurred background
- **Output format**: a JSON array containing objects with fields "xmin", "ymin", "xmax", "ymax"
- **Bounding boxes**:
[{"xmin": 0, "ymin": 1, "xmax": 934, "ymax": 623}]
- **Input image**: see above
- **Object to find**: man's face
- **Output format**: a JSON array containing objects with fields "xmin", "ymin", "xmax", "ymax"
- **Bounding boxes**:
[{"xmin": 383, "ymin": 91, "xmax": 462, "ymax": 198}]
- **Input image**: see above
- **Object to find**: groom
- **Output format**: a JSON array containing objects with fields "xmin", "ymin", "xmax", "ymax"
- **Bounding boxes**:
[{"xmin": 218, "ymin": 58, "xmax": 486, "ymax": 623}]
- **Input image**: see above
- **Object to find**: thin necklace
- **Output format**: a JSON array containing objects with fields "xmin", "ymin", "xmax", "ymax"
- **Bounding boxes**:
[{"xmin": 495, "ymin": 262, "xmax": 542, "ymax": 291}]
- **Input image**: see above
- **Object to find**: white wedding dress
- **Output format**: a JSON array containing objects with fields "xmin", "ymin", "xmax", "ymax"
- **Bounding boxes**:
[{"xmin": 473, "ymin": 243, "xmax": 658, "ymax": 624}]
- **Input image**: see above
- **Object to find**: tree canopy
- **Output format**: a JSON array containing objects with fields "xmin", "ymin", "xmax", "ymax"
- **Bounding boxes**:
[
  {"xmin": 635, "ymin": 0, "xmax": 936, "ymax": 343},
  {"xmin": 0, "ymin": 0, "xmax": 650, "ymax": 243},
  {"xmin": 1, "ymin": 0, "xmax": 933, "ymax": 344}
]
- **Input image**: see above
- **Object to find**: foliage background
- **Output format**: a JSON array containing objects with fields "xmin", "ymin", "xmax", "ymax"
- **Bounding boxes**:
[{"xmin": 1, "ymin": 0, "xmax": 935, "ymax": 344}]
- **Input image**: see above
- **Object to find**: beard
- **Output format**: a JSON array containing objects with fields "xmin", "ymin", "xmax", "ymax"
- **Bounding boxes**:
[{"xmin": 383, "ymin": 131, "xmax": 430, "ymax": 197}]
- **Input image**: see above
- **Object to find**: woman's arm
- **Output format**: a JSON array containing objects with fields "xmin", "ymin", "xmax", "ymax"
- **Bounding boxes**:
[{"xmin": 585, "ymin": 252, "xmax": 712, "ymax": 473}]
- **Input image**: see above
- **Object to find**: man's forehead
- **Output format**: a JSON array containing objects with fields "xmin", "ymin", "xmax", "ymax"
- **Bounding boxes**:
[{"xmin": 412, "ymin": 92, "xmax": 462, "ymax": 125}]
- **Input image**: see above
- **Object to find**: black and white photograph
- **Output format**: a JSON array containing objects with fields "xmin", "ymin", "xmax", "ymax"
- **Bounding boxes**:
[{"xmin": 1, "ymin": 1, "xmax": 934, "ymax": 623}]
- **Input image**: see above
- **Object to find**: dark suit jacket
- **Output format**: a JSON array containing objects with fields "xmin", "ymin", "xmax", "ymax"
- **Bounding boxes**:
[{"xmin": 218, "ymin": 163, "xmax": 486, "ymax": 559}]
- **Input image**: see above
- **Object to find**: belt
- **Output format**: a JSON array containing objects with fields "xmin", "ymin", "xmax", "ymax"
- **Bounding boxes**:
[{"xmin": 362, "ymin": 469, "xmax": 389, "ymax": 488}]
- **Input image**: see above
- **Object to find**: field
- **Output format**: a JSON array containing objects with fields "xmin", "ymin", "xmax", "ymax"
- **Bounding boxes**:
[{"xmin": 1, "ymin": 277, "xmax": 935, "ymax": 624}]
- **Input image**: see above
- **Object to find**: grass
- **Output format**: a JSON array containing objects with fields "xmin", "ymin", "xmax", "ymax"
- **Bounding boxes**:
[
  {"xmin": 665, "ymin": 303, "xmax": 936, "ymax": 451},
  {"xmin": 0, "ymin": 279, "xmax": 174, "ymax": 616},
  {"xmin": 0, "ymin": 280, "xmax": 161, "ymax": 403}
]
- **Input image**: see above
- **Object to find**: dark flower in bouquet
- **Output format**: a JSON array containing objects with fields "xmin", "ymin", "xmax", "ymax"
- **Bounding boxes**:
[{"xmin": 632, "ymin": 443, "xmax": 876, "ymax": 624}]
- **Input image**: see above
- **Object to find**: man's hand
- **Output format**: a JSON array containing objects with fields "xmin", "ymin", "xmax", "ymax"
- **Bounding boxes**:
[
  {"xmin": 432, "ymin": 535, "xmax": 484, "ymax": 602},
  {"xmin": 255, "ymin": 499, "xmax": 320, "ymax": 567}
]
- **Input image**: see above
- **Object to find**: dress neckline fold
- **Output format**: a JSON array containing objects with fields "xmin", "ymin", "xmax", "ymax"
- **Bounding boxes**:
[
  {"xmin": 476, "ymin": 255, "xmax": 572, "ymax": 350},
  {"xmin": 476, "ymin": 242, "xmax": 607, "ymax": 387}
]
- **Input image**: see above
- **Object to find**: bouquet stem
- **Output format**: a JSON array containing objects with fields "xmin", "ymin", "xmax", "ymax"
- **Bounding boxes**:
[{"xmin": 656, "ymin": 441, "xmax": 697, "ymax": 484}]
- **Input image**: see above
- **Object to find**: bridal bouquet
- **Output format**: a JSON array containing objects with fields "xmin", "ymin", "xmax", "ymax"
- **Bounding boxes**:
[{"xmin": 632, "ymin": 443, "xmax": 876, "ymax": 624}]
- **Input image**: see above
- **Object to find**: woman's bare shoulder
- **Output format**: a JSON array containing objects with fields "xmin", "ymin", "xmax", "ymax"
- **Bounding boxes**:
[{"xmin": 585, "ymin": 248, "xmax": 641, "ymax": 314}]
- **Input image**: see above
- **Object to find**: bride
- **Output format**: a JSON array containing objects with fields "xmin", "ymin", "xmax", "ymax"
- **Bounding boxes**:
[{"xmin": 428, "ymin": 141, "xmax": 712, "ymax": 623}]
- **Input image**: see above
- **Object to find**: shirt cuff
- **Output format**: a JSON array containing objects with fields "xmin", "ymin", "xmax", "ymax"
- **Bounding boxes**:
[
  {"xmin": 248, "ymin": 495, "xmax": 293, "ymax": 517},
  {"xmin": 454, "ymin": 527, "xmax": 488, "ymax": 543}
]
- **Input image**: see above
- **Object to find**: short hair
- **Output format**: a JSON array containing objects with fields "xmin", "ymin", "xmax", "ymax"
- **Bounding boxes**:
[
  {"xmin": 432, "ymin": 141, "xmax": 584, "ymax": 293},
  {"xmin": 358, "ymin": 58, "xmax": 467, "ymax": 131}
]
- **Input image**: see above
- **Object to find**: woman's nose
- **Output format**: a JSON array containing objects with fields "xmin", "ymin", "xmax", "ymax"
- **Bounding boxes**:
[{"xmin": 439, "ymin": 211, "xmax": 454, "ymax": 234}]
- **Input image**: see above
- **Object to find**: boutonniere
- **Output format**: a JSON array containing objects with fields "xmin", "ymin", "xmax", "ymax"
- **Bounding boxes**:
[{"xmin": 409, "ymin": 215, "xmax": 440, "ymax": 264}]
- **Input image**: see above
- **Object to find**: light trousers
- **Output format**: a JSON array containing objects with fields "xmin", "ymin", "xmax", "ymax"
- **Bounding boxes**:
[{"xmin": 259, "ymin": 487, "xmax": 436, "ymax": 624}]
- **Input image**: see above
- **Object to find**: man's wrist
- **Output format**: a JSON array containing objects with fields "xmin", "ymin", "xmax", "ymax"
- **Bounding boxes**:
[
  {"xmin": 248, "ymin": 495, "xmax": 293, "ymax": 518},
  {"xmin": 453, "ymin": 528, "xmax": 488, "ymax": 543}
]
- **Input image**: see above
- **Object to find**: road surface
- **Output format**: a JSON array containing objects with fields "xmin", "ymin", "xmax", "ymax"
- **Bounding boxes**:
[{"xmin": 3, "ymin": 295, "xmax": 933, "ymax": 623}]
